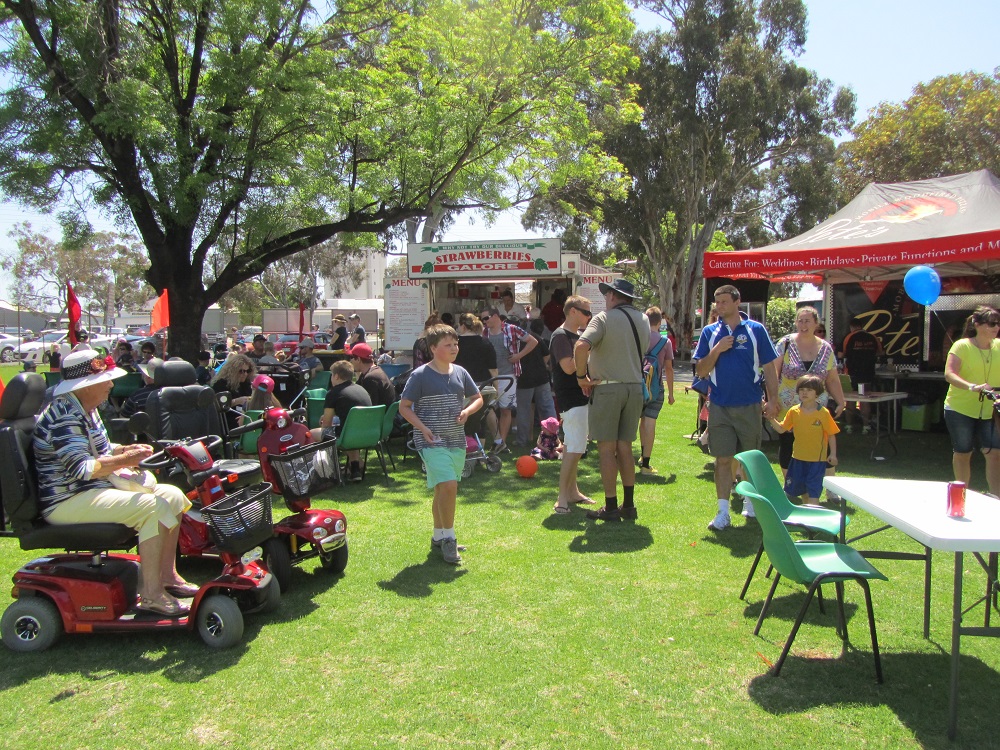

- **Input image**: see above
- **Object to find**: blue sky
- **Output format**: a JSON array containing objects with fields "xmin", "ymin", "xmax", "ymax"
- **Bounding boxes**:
[{"xmin": 0, "ymin": 0, "xmax": 997, "ymax": 291}]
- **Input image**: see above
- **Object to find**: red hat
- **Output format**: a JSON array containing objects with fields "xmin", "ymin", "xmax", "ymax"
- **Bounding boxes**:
[{"xmin": 350, "ymin": 343, "xmax": 373, "ymax": 361}]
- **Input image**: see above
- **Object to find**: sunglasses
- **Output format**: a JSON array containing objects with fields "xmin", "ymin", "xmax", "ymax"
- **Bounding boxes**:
[
  {"xmin": 569, "ymin": 306, "xmax": 592, "ymax": 318},
  {"xmin": 480, "ymin": 315, "xmax": 491, "ymax": 322},
  {"xmin": 982, "ymin": 319, "xmax": 1000, "ymax": 327},
  {"xmin": 238, "ymin": 368, "xmax": 250, "ymax": 374}
]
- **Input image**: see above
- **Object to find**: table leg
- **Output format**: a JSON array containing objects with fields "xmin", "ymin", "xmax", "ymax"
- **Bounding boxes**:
[
  {"xmin": 924, "ymin": 545, "xmax": 932, "ymax": 639},
  {"xmin": 949, "ymin": 551, "xmax": 963, "ymax": 740}
]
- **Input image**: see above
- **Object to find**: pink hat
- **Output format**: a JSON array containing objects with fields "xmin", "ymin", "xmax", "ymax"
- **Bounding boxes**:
[
  {"xmin": 252, "ymin": 374, "xmax": 274, "ymax": 394},
  {"xmin": 540, "ymin": 417, "xmax": 560, "ymax": 434}
]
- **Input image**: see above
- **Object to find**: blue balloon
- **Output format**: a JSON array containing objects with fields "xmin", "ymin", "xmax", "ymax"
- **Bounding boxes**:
[{"xmin": 903, "ymin": 265, "xmax": 941, "ymax": 306}]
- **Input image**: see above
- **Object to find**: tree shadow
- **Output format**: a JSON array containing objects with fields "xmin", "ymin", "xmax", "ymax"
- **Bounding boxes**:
[
  {"xmin": 376, "ymin": 552, "xmax": 469, "ymax": 598},
  {"xmin": 636, "ymin": 471, "xmax": 677, "ymax": 485},
  {"xmin": 567, "ymin": 521, "xmax": 654, "ymax": 554},
  {"xmin": 747, "ymin": 651, "xmax": 1000, "ymax": 749}
]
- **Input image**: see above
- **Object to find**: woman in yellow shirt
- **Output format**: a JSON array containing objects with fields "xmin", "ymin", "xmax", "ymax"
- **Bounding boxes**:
[{"xmin": 943, "ymin": 306, "xmax": 1000, "ymax": 495}]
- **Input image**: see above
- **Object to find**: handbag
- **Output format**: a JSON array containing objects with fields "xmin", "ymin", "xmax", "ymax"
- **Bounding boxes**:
[{"xmin": 690, "ymin": 376, "xmax": 711, "ymax": 396}]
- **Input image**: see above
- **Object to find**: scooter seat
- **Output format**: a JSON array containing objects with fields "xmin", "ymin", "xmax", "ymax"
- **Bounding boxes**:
[
  {"xmin": 17, "ymin": 522, "xmax": 138, "ymax": 552},
  {"xmin": 218, "ymin": 458, "xmax": 262, "ymax": 488}
]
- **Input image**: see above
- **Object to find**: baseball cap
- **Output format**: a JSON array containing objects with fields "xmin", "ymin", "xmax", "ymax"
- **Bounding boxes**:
[
  {"xmin": 350, "ymin": 343, "xmax": 373, "ymax": 361},
  {"xmin": 349, "ymin": 313, "xmax": 361, "ymax": 320},
  {"xmin": 298, "ymin": 339, "xmax": 316, "ymax": 350},
  {"xmin": 253, "ymin": 333, "xmax": 266, "ymax": 342}
]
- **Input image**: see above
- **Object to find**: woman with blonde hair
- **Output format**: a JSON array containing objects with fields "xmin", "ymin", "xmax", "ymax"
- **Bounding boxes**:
[{"xmin": 212, "ymin": 353, "xmax": 257, "ymax": 429}]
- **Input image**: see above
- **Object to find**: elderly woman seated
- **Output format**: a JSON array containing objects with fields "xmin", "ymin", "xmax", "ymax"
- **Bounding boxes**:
[{"xmin": 32, "ymin": 350, "xmax": 197, "ymax": 616}]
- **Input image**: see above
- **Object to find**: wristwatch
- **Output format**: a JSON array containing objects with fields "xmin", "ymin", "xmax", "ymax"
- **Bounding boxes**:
[{"xmin": 576, "ymin": 373, "xmax": 587, "ymax": 379}]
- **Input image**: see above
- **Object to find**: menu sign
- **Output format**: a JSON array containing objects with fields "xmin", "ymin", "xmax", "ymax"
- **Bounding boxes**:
[
  {"xmin": 383, "ymin": 279, "xmax": 429, "ymax": 350},
  {"xmin": 576, "ymin": 273, "xmax": 619, "ymax": 314}
]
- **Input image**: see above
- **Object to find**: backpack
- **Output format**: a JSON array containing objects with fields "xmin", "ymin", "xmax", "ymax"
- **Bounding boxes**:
[{"xmin": 642, "ymin": 337, "xmax": 668, "ymax": 403}]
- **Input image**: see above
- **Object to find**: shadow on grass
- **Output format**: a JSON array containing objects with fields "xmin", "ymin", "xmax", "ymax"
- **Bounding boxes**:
[
  {"xmin": 636, "ymin": 472, "xmax": 677, "ymax": 485},
  {"xmin": 741, "ymin": 591, "xmax": 861, "ymax": 632},
  {"xmin": 748, "ymin": 651, "xmax": 1000, "ymax": 749},
  {"xmin": 376, "ymin": 551, "xmax": 469, "ymax": 598},
  {"xmin": 699, "ymin": 523, "xmax": 761, "ymax": 560},
  {"xmin": 566, "ymin": 521, "xmax": 654, "ymax": 554}
]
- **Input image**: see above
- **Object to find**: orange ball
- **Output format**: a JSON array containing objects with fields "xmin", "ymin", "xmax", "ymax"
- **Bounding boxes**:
[{"xmin": 516, "ymin": 455, "xmax": 538, "ymax": 478}]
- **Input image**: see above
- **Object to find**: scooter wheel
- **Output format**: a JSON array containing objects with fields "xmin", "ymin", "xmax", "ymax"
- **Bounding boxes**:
[
  {"xmin": 196, "ymin": 595, "xmax": 243, "ymax": 649},
  {"xmin": 319, "ymin": 541, "xmax": 349, "ymax": 575},
  {"xmin": 484, "ymin": 454, "xmax": 502, "ymax": 473},
  {"xmin": 262, "ymin": 537, "xmax": 293, "ymax": 594},
  {"xmin": 259, "ymin": 579, "xmax": 281, "ymax": 614},
  {"xmin": 2, "ymin": 597, "xmax": 62, "ymax": 652}
]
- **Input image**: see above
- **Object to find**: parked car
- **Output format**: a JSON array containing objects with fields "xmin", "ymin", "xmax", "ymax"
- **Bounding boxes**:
[
  {"xmin": 16, "ymin": 331, "xmax": 116, "ymax": 365},
  {"xmin": 0, "ymin": 333, "xmax": 23, "ymax": 363}
]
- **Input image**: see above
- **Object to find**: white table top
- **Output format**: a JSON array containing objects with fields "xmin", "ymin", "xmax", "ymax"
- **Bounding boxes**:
[
  {"xmin": 842, "ymin": 391, "xmax": 909, "ymax": 404},
  {"xmin": 824, "ymin": 476, "xmax": 1000, "ymax": 553}
]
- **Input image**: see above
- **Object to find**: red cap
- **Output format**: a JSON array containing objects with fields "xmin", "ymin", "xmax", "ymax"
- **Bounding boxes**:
[{"xmin": 350, "ymin": 343, "xmax": 373, "ymax": 361}]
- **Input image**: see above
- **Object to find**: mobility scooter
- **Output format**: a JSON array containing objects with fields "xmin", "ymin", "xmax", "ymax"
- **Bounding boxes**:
[{"xmin": 0, "ymin": 373, "xmax": 278, "ymax": 652}]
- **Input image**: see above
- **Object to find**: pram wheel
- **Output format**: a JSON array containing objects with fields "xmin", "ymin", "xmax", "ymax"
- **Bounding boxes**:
[
  {"xmin": 483, "ymin": 454, "xmax": 502, "ymax": 473},
  {"xmin": 462, "ymin": 458, "xmax": 476, "ymax": 478}
]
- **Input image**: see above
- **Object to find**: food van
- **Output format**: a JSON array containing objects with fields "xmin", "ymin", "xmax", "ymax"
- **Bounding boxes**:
[{"xmin": 383, "ymin": 239, "xmax": 619, "ymax": 353}]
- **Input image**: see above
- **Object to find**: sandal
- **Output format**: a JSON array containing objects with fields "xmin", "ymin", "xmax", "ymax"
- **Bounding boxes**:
[
  {"xmin": 570, "ymin": 495, "xmax": 595, "ymax": 505},
  {"xmin": 136, "ymin": 595, "xmax": 189, "ymax": 617},
  {"xmin": 553, "ymin": 505, "xmax": 572, "ymax": 515},
  {"xmin": 165, "ymin": 582, "xmax": 200, "ymax": 598}
]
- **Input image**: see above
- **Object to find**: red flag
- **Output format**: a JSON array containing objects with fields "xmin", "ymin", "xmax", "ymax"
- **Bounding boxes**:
[
  {"xmin": 67, "ymin": 282, "xmax": 81, "ymax": 346},
  {"xmin": 0, "ymin": 377, "xmax": 5, "ymax": 405},
  {"xmin": 298, "ymin": 301, "xmax": 306, "ymax": 340},
  {"xmin": 150, "ymin": 290, "xmax": 170, "ymax": 333}
]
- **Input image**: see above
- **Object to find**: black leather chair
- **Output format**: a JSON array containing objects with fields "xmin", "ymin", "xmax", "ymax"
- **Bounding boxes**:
[
  {"xmin": 140, "ymin": 361, "xmax": 261, "ymax": 487},
  {"xmin": 0, "ymin": 373, "xmax": 137, "ymax": 551}
]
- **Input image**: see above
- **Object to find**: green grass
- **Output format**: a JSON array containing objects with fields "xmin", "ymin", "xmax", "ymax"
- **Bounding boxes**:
[{"xmin": 1, "ymin": 389, "xmax": 998, "ymax": 749}]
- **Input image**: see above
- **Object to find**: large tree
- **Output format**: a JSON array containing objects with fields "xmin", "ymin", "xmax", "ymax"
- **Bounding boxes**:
[
  {"xmin": 0, "ymin": 0, "xmax": 637, "ymax": 358},
  {"xmin": 838, "ymin": 70, "xmax": 1000, "ymax": 198},
  {"xmin": 529, "ymin": 1, "xmax": 853, "ymax": 352}
]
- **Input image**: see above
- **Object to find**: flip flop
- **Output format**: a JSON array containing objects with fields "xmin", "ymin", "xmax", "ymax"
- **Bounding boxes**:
[
  {"xmin": 136, "ymin": 596, "xmax": 189, "ymax": 618},
  {"xmin": 165, "ymin": 583, "xmax": 200, "ymax": 598},
  {"xmin": 553, "ymin": 505, "xmax": 572, "ymax": 515},
  {"xmin": 570, "ymin": 496, "xmax": 596, "ymax": 505}
]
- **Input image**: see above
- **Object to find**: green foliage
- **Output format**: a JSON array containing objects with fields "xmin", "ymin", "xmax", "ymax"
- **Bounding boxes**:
[
  {"xmin": 839, "ymin": 70, "xmax": 1000, "ymax": 198},
  {"xmin": 0, "ymin": 224, "xmax": 155, "ymax": 314},
  {"xmin": 0, "ymin": 0, "xmax": 638, "ymax": 357},
  {"xmin": 765, "ymin": 295, "xmax": 798, "ymax": 339}
]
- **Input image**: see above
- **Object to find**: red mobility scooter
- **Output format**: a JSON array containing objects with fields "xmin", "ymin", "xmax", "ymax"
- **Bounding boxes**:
[{"xmin": 0, "ymin": 374, "xmax": 278, "ymax": 652}]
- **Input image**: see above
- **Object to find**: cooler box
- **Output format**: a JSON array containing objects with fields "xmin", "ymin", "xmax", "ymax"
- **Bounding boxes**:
[{"xmin": 901, "ymin": 400, "xmax": 940, "ymax": 432}]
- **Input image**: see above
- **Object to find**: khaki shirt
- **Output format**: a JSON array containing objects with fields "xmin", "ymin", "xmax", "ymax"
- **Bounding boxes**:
[{"xmin": 580, "ymin": 304, "xmax": 647, "ymax": 383}]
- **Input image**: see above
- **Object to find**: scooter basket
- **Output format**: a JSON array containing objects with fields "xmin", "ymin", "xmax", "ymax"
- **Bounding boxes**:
[
  {"xmin": 202, "ymin": 482, "xmax": 274, "ymax": 554},
  {"xmin": 267, "ymin": 438, "xmax": 340, "ymax": 499}
]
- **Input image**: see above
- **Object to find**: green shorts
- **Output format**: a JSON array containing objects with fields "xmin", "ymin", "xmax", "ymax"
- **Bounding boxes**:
[
  {"xmin": 588, "ymin": 382, "xmax": 643, "ymax": 442},
  {"xmin": 707, "ymin": 402, "xmax": 763, "ymax": 458},
  {"xmin": 420, "ymin": 447, "xmax": 467, "ymax": 488}
]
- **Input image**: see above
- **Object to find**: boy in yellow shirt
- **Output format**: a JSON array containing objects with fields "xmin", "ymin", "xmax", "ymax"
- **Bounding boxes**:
[{"xmin": 769, "ymin": 374, "xmax": 839, "ymax": 503}]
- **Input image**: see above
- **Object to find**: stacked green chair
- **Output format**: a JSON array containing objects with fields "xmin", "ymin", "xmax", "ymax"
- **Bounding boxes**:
[
  {"xmin": 735, "ymin": 449, "xmax": 845, "ymax": 600},
  {"xmin": 43, "ymin": 371, "xmax": 63, "ymax": 388},
  {"xmin": 337, "ymin": 404, "xmax": 388, "ymax": 480},
  {"xmin": 308, "ymin": 370, "xmax": 332, "ymax": 391},
  {"xmin": 737, "ymin": 482, "xmax": 887, "ymax": 682}
]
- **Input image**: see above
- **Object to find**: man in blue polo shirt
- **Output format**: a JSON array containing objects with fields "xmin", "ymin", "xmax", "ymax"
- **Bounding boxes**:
[{"xmin": 694, "ymin": 284, "xmax": 779, "ymax": 531}]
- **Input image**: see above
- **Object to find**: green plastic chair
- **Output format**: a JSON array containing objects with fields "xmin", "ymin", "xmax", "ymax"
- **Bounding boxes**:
[
  {"xmin": 110, "ymin": 371, "xmax": 144, "ymax": 404},
  {"xmin": 238, "ymin": 410, "xmax": 264, "ymax": 456},
  {"xmin": 735, "ymin": 449, "xmax": 846, "ymax": 600},
  {"xmin": 43, "ymin": 371, "xmax": 63, "ymax": 388},
  {"xmin": 308, "ymin": 370, "xmax": 332, "ymax": 391},
  {"xmin": 304, "ymin": 388, "xmax": 328, "ymax": 428},
  {"xmin": 737, "ymin": 482, "xmax": 887, "ymax": 682},
  {"xmin": 378, "ymin": 401, "xmax": 401, "ymax": 470},
  {"xmin": 337, "ymin": 404, "xmax": 388, "ymax": 480}
]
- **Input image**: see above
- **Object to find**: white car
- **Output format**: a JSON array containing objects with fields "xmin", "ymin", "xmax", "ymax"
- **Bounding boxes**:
[
  {"xmin": 0, "ymin": 333, "xmax": 24, "ymax": 363},
  {"xmin": 16, "ymin": 331, "xmax": 115, "ymax": 365}
]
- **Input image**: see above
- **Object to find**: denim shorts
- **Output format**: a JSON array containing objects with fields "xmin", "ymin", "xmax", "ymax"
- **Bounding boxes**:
[{"xmin": 944, "ymin": 408, "xmax": 1000, "ymax": 453}]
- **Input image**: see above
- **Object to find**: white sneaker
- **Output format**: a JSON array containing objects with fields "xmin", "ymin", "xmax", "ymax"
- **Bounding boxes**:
[
  {"xmin": 707, "ymin": 511, "xmax": 731, "ymax": 531},
  {"xmin": 741, "ymin": 498, "xmax": 756, "ymax": 518}
]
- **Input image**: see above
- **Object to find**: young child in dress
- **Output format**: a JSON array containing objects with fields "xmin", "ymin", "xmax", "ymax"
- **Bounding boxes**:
[
  {"xmin": 768, "ymin": 374, "xmax": 839, "ymax": 503},
  {"xmin": 532, "ymin": 416, "xmax": 563, "ymax": 460}
]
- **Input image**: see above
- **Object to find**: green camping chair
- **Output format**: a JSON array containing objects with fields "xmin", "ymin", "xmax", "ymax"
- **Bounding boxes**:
[
  {"xmin": 737, "ymin": 482, "xmax": 887, "ymax": 682},
  {"xmin": 238, "ymin": 410, "xmax": 264, "ymax": 456},
  {"xmin": 304, "ymin": 388, "xmax": 328, "ymax": 428},
  {"xmin": 308, "ymin": 370, "xmax": 332, "ymax": 391},
  {"xmin": 337, "ymin": 404, "xmax": 388, "ymax": 481},
  {"xmin": 378, "ymin": 401, "xmax": 401, "ymax": 471},
  {"xmin": 43, "ymin": 371, "xmax": 63, "ymax": 388},
  {"xmin": 735, "ymin": 449, "xmax": 846, "ymax": 600}
]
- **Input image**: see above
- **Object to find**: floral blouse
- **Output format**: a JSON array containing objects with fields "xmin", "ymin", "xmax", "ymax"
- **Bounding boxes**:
[{"xmin": 774, "ymin": 334, "xmax": 837, "ymax": 416}]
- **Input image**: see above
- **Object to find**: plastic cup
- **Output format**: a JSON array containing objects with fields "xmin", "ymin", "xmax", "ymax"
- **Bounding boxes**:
[{"xmin": 947, "ymin": 481, "xmax": 966, "ymax": 518}]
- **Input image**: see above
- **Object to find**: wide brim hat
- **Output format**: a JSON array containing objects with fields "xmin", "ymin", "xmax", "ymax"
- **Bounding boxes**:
[
  {"xmin": 540, "ymin": 417, "xmax": 561, "ymax": 434},
  {"xmin": 598, "ymin": 278, "xmax": 638, "ymax": 299},
  {"xmin": 333, "ymin": 315, "xmax": 347, "ymax": 324},
  {"xmin": 54, "ymin": 350, "xmax": 128, "ymax": 396},
  {"xmin": 137, "ymin": 357, "xmax": 164, "ymax": 378}
]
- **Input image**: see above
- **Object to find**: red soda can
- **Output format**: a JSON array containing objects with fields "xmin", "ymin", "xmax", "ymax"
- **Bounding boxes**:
[{"xmin": 947, "ymin": 481, "xmax": 966, "ymax": 518}]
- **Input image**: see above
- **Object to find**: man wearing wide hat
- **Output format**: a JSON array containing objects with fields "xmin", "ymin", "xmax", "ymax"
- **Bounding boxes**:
[{"xmin": 573, "ymin": 278, "xmax": 648, "ymax": 522}]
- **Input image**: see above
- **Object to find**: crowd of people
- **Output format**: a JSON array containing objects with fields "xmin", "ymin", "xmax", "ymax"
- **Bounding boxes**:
[{"xmin": 25, "ymin": 288, "xmax": 1000, "ymax": 582}]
